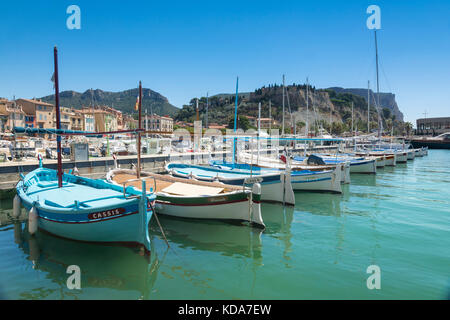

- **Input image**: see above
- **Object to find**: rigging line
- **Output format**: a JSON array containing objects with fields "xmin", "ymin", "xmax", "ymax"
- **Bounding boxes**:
[{"xmin": 379, "ymin": 62, "xmax": 396, "ymax": 110}]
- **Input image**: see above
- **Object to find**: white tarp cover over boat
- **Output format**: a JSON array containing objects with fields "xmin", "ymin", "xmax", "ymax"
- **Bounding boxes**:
[{"xmin": 161, "ymin": 182, "xmax": 224, "ymax": 196}]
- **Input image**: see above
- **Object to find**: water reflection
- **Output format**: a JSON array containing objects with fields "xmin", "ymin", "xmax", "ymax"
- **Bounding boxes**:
[
  {"xmin": 2, "ymin": 210, "xmax": 162, "ymax": 300},
  {"xmin": 350, "ymin": 174, "xmax": 377, "ymax": 187},
  {"xmin": 261, "ymin": 204, "xmax": 294, "ymax": 268},
  {"xmin": 151, "ymin": 215, "xmax": 263, "ymax": 262},
  {"xmin": 294, "ymin": 192, "xmax": 343, "ymax": 217}
]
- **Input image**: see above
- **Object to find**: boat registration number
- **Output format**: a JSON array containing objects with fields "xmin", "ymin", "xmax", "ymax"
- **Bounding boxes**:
[
  {"xmin": 244, "ymin": 177, "xmax": 263, "ymax": 184},
  {"xmin": 88, "ymin": 208, "xmax": 126, "ymax": 220}
]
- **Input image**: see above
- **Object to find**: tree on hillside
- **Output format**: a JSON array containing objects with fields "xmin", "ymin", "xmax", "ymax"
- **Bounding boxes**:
[
  {"xmin": 227, "ymin": 116, "xmax": 254, "ymax": 131},
  {"xmin": 382, "ymin": 108, "xmax": 391, "ymax": 120}
]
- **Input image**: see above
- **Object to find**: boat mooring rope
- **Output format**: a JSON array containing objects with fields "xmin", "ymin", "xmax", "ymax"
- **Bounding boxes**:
[{"xmin": 147, "ymin": 199, "xmax": 170, "ymax": 248}]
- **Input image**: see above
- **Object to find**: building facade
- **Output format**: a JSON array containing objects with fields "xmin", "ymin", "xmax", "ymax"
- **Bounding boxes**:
[
  {"xmin": 16, "ymin": 98, "xmax": 55, "ymax": 129},
  {"xmin": 416, "ymin": 117, "xmax": 450, "ymax": 135},
  {"xmin": 0, "ymin": 98, "xmax": 26, "ymax": 131},
  {"xmin": 146, "ymin": 114, "xmax": 174, "ymax": 132}
]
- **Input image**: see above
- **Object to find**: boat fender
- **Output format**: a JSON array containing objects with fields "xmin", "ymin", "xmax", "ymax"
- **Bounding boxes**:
[
  {"xmin": 251, "ymin": 183, "xmax": 265, "ymax": 228},
  {"xmin": 113, "ymin": 154, "xmax": 118, "ymax": 169},
  {"xmin": 13, "ymin": 194, "xmax": 21, "ymax": 218},
  {"xmin": 28, "ymin": 206, "xmax": 38, "ymax": 235},
  {"xmin": 73, "ymin": 166, "xmax": 79, "ymax": 176}
]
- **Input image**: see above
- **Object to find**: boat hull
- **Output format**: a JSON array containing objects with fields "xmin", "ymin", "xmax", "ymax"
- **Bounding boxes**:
[
  {"xmin": 17, "ymin": 168, "xmax": 152, "ymax": 252},
  {"xmin": 375, "ymin": 157, "xmax": 386, "ymax": 168},
  {"xmin": 107, "ymin": 168, "xmax": 265, "ymax": 227},
  {"xmin": 394, "ymin": 152, "xmax": 408, "ymax": 163},
  {"xmin": 349, "ymin": 159, "xmax": 377, "ymax": 174},
  {"xmin": 155, "ymin": 195, "xmax": 257, "ymax": 224},
  {"xmin": 24, "ymin": 203, "xmax": 149, "ymax": 248},
  {"xmin": 384, "ymin": 154, "xmax": 396, "ymax": 166},
  {"xmin": 290, "ymin": 169, "xmax": 342, "ymax": 193},
  {"xmin": 166, "ymin": 163, "xmax": 295, "ymax": 206}
]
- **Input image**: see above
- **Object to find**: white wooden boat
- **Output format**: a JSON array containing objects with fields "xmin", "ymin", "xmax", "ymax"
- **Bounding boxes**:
[
  {"xmin": 238, "ymin": 153, "xmax": 344, "ymax": 193},
  {"xmin": 106, "ymin": 169, "xmax": 265, "ymax": 228}
]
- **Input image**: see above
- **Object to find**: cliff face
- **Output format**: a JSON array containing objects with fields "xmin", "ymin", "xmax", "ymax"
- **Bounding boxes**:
[
  {"xmin": 175, "ymin": 84, "xmax": 402, "ymax": 133},
  {"xmin": 328, "ymin": 87, "xmax": 404, "ymax": 122}
]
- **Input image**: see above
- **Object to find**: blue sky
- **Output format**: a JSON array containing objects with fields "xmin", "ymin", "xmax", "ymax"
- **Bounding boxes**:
[{"xmin": 1, "ymin": 0, "xmax": 449, "ymax": 124}]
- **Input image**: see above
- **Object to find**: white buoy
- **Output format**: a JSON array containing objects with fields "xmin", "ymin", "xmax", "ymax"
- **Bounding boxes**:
[
  {"xmin": 28, "ymin": 207, "xmax": 38, "ymax": 235},
  {"xmin": 13, "ymin": 194, "xmax": 21, "ymax": 218}
]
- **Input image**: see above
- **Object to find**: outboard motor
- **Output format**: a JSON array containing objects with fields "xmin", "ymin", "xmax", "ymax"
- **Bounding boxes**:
[{"xmin": 306, "ymin": 154, "xmax": 326, "ymax": 166}]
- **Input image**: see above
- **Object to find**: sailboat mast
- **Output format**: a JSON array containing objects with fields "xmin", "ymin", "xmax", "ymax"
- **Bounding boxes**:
[
  {"xmin": 137, "ymin": 81, "xmax": 142, "ymax": 179},
  {"xmin": 306, "ymin": 77, "xmax": 309, "ymax": 137},
  {"xmin": 205, "ymin": 92, "xmax": 209, "ymax": 129},
  {"xmin": 375, "ymin": 30, "xmax": 382, "ymax": 137},
  {"xmin": 53, "ymin": 47, "xmax": 63, "ymax": 188},
  {"xmin": 367, "ymin": 80, "xmax": 370, "ymax": 133},
  {"xmin": 196, "ymin": 98, "xmax": 199, "ymax": 122},
  {"xmin": 257, "ymin": 102, "xmax": 261, "ymax": 162},
  {"xmin": 282, "ymin": 74, "xmax": 285, "ymax": 135},
  {"xmin": 351, "ymin": 101, "xmax": 354, "ymax": 136},
  {"xmin": 233, "ymin": 77, "xmax": 239, "ymax": 164},
  {"xmin": 269, "ymin": 100, "xmax": 272, "ymax": 132}
]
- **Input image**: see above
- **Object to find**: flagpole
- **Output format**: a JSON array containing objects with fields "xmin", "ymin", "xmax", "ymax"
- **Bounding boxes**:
[{"xmin": 53, "ymin": 46, "xmax": 63, "ymax": 188}]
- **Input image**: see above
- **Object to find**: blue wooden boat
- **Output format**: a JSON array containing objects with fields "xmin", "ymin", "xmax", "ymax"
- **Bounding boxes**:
[
  {"xmin": 165, "ymin": 162, "xmax": 295, "ymax": 206},
  {"xmin": 14, "ymin": 47, "xmax": 155, "ymax": 254},
  {"xmin": 293, "ymin": 155, "xmax": 377, "ymax": 174},
  {"xmin": 16, "ymin": 163, "xmax": 155, "ymax": 253},
  {"xmin": 209, "ymin": 160, "xmax": 343, "ymax": 193}
]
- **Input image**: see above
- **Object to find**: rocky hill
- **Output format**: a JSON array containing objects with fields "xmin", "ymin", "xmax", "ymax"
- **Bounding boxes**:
[
  {"xmin": 40, "ymin": 88, "xmax": 179, "ymax": 117},
  {"xmin": 175, "ymin": 84, "xmax": 405, "ymax": 134},
  {"xmin": 328, "ymin": 87, "xmax": 404, "ymax": 122}
]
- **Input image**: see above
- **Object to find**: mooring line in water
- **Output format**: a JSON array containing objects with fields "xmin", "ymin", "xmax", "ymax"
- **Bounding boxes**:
[{"xmin": 148, "ymin": 200, "xmax": 170, "ymax": 248}]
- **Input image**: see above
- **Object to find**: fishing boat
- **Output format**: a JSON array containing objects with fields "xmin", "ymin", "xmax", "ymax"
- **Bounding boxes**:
[
  {"xmin": 106, "ymin": 168, "xmax": 264, "ymax": 228},
  {"xmin": 413, "ymin": 148, "xmax": 424, "ymax": 157},
  {"xmin": 164, "ymin": 162, "xmax": 295, "ymax": 206},
  {"xmin": 294, "ymin": 154, "xmax": 377, "ymax": 174},
  {"xmin": 210, "ymin": 160, "xmax": 343, "ymax": 194},
  {"xmin": 406, "ymin": 149, "xmax": 416, "ymax": 160},
  {"xmin": 16, "ymin": 163, "xmax": 154, "ymax": 253},
  {"xmin": 14, "ymin": 48, "xmax": 156, "ymax": 254},
  {"xmin": 238, "ymin": 151, "xmax": 349, "ymax": 186}
]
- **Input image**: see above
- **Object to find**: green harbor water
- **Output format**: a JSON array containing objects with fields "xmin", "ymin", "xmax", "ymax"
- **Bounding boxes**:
[{"xmin": 0, "ymin": 150, "xmax": 449, "ymax": 300}]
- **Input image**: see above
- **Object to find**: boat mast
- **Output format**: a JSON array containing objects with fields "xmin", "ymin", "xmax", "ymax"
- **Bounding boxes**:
[
  {"xmin": 53, "ymin": 47, "xmax": 63, "ymax": 188},
  {"xmin": 269, "ymin": 100, "xmax": 272, "ymax": 132},
  {"xmin": 351, "ymin": 101, "xmax": 354, "ymax": 136},
  {"xmin": 374, "ymin": 30, "xmax": 382, "ymax": 138},
  {"xmin": 137, "ymin": 81, "xmax": 142, "ymax": 179},
  {"xmin": 306, "ymin": 77, "xmax": 309, "ymax": 137},
  {"xmin": 205, "ymin": 92, "xmax": 209, "ymax": 129},
  {"xmin": 196, "ymin": 98, "xmax": 199, "ymax": 122},
  {"xmin": 367, "ymin": 80, "xmax": 370, "ymax": 133},
  {"xmin": 257, "ymin": 102, "xmax": 261, "ymax": 163},
  {"xmin": 145, "ymin": 108, "xmax": 149, "ymax": 154},
  {"xmin": 282, "ymin": 74, "xmax": 285, "ymax": 135},
  {"xmin": 233, "ymin": 77, "xmax": 238, "ymax": 164}
]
